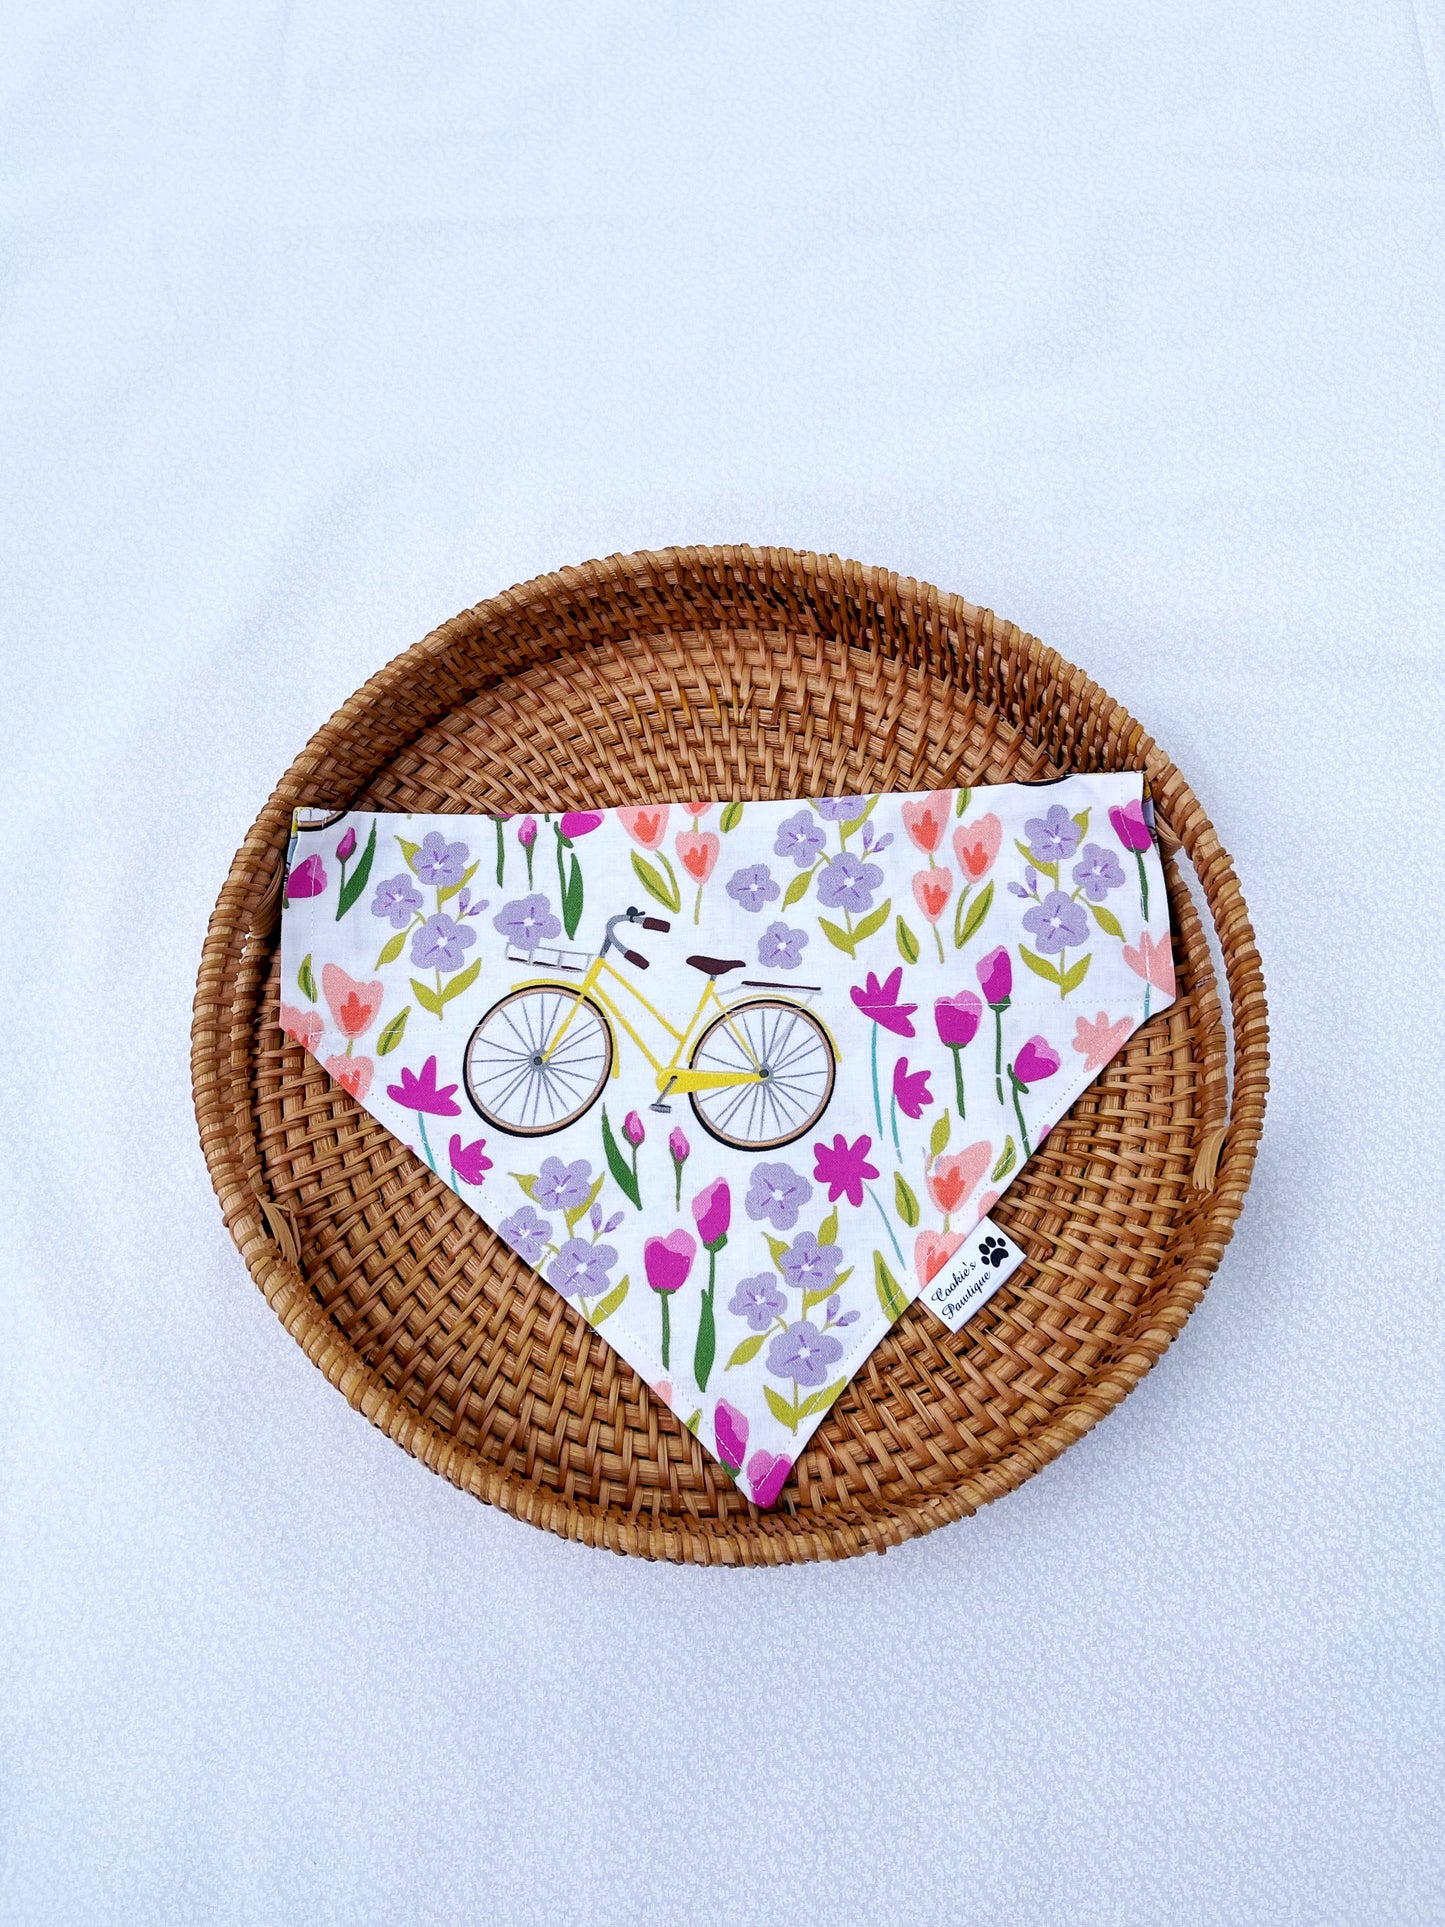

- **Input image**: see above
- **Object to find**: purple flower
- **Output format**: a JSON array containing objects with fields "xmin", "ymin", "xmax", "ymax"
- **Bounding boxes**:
[
  {"xmin": 497, "ymin": 1204, "xmax": 552, "ymax": 1264},
  {"xmin": 371, "ymin": 873, "xmax": 423, "ymax": 927},
  {"xmin": 286, "ymin": 853, "xmax": 327, "ymax": 900},
  {"xmin": 533, "ymin": 1157, "xmax": 593, "ymax": 1210},
  {"xmin": 714, "ymin": 1400, "xmax": 749, "ymax": 1472},
  {"xmin": 812, "ymin": 1132, "xmax": 880, "ymax": 1207},
  {"xmin": 1071, "ymin": 843, "xmax": 1125, "ymax": 902},
  {"xmin": 409, "ymin": 912, "xmax": 477, "ymax": 973},
  {"xmin": 779, "ymin": 1231, "xmax": 842, "ymax": 1294},
  {"xmin": 385, "ymin": 1056, "xmax": 460, "ymax": 1116},
  {"xmin": 1024, "ymin": 805, "xmax": 1082, "ymax": 865},
  {"xmin": 547, "ymin": 1238, "xmax": 617, "ymax": 1299},
  {"xmin": 766, "ymin": 1319, "xmax": 844, "ymax": 1389},
  {"xmin": 816, "ymin": 851, "xmax": 884, "ymax": 913},
  {"xmin": 1109, "ymin": 799, "xmax": 1153, "ymax": 853},
  {"xmin": 774, "ymin": 809, "xmax": 826, "ymax": 868},
  {"xmin": 729, "ymin": 1273, "xmax": 787, "ymax": 1331},
  {"xmin": 814, "ymin": 796, "xmax": 869, "ymax": 822},
  {"xmin": 757, "ymin": 921, "xmax": 809, "ymax": 969},
  {"xmin": 1021, "ymin": 891, "xmax": 1089, "ymax": 955},
  {"xmin": 745, "ymin": 1160, "xmax": 814, "ymax": 1231},
  {"xmin": 725, "ymin": 863, "xmax": 780, "ymax": 913},
  {"xmin": 892, "ymin": 1057, "xmax": 932, "ymax": 1120},
  {"xmin": 492, "ymin": 894, "xmax": 562, "ymax": 950},
  {"xmin": 335, "ymin": 826, "xmax": 357, "ymax": 863},
  {"xmin": 413, "ymin": 831, "xmax": 470, "ymax": 888}
]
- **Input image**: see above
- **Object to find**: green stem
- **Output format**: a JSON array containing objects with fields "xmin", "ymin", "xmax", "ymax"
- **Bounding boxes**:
[
  {"xmin": 524, "ymin": 843, "xmax": 534, "ymax": 888},
  {"xmin": 951, "ymin": 1045, "xmax": 966, "ymax": 1121},
  {"xmin": 1010, "ymin": 1073, "xmax": 1033, "ymax": 1161},
  {"xmin": 693, "ymin": 882, "xmax": 703, "ymax": 925},
  {"xmin": 993, "ymin": 1006, "xmax": 1005, "ymax": 1105},
  {"xmin": 694, "ymin": 1251, "xmax": 717, "ymax": 1391},
  {"xmin": 673, "ymin": 1159, "xmax": 682, "ymax": 1210},
  {"xmin": 1058, "ymin": 945, "xmax": 1067, "ymax": 1000},
  {"xmin": 1136, "ymin": 848, "xmax": 1150, "ymax": 922},
  {"xmin": 495, "ymin": 817, "xmax": 506, "ymax": 887},
  {"xmin": 659, "ymin": 1292, "xmax": 671, "ymax": 1370},
  {"xmin": 933, "ymin": 921, "xmax": 945, "ymax": 963},
  {"xmin": 867, "ymin": 1183, "xmax": 906, "ymax": 1268}
]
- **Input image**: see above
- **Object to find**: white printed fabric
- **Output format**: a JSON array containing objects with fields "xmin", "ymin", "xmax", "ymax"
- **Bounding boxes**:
[{"xmin": 277, "ymin": 776, "xmax": 1174, "ymax": 1508}]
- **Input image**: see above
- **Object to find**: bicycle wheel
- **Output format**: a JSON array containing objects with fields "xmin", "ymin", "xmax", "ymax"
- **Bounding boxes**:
[
  {"xmin": 688, "ymin": 999, "xmax": 836, "ymax": 1151},
  {"xmin": 463, "ymin": 986, "xmax": 613, "ymax": 1136}
]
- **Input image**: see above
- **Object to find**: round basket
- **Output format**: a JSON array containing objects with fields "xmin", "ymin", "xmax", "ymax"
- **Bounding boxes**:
[{"xmin": 192, "ymin": 548, "xmax": 1268, "ymax": 1563}]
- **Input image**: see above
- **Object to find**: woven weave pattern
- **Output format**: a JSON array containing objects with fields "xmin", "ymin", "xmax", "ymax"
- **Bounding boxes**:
[{"xmin": 193, "ymin": 549, "xmax": 1268, "ymax": 1563}]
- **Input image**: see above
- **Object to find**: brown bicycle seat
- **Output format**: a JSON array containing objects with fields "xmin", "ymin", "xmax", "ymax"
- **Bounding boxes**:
[{"xmin": 685, "ymin": 954, "xmax": 746, "ymax": 977}]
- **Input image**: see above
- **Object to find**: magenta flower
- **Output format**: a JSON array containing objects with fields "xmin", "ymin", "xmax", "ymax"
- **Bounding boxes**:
[
  {"xmin": 714, "ymin": 1399, "xmax": 749, "ymax": 1475},
  {"xmin": 623, "ymin": 1110, "xmax": 646, "ymax": 1149},
  {"xmin": 448, "ymin": 1134, "xmax": 492, "ymax": 1185},
  {"xmin": 516, "ymin": 816, "xmax": 538, "ymax": 848},
  {"xmin": 934, "ymin": 991, "xmax": 983, "ymax": 1050},
  {"xmin": 644, "ymin": 1230, "xmax": 695, "ymax": 1295},
  {"xmin": 1013, "ymin": 1036, "xmax": 1061, "ymax": 1087},
  {"xmin": 1108, "ymin": 799, "xmax": 1152, "ymax": 853},
  {"xmin": 812, "ymin": 1133, "xmax": 879, "ymax": 1207},
  {"xmin": 559, "ymin": 811, "xmax": 603, "ymax": 839},
  {"xmin": 692, "ymin": 1178, "xmax": 731, "ymax": 1251},
  {"xmin": 976, "ymin": 946, "xmax": 1012, "ymax": 1008},
  {"xmin": 669, "ymin": 1126, "xmax": 690, "ymax": 1163},
  {"xmin": 850, "ymin": 967, "xmax": 917, "ymax": 1037},
  {"xmin": 385, "ymin": 1055, "xmax": 461, "ymax": 1116},
  {"xmin": 891, "ymin": 1057, "xmax": 932, "ymax": 1121},
  {"xmin": 335, "ymin": 826, "xmax": 357, "ymax": 863},
  {"xmin": 286, "ymin": 853, "xmax": 327, "ymax": 900},
  {"xmin": 746, "ymin": 1450, "xmax": 792, "ymax": 1509}
]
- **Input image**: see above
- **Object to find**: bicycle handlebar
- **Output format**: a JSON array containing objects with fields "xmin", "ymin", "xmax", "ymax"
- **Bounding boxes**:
[
  {"xmin": 641, "ymin": 916, "xmax": 670, "ymax": 932},
  {"xmin": 620, "ymin": 947, "xmax": 650, "ymax": 970}
]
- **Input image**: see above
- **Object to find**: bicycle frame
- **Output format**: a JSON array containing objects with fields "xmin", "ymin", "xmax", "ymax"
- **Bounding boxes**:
[{"xmin": 517, "ymin": 953, "xmax": 766, "ymax": 1096}]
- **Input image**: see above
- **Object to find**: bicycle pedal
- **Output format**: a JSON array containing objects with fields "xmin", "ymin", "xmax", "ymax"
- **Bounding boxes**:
[{"xmin": 648, "ymin": 1101, "xmax": 673, "ymax": 1114}]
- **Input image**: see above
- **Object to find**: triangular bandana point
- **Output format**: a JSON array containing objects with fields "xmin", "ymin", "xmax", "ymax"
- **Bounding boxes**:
[{"xmin": 280, "ymin": 780, "xmax": 1174, "ymax": 1508}]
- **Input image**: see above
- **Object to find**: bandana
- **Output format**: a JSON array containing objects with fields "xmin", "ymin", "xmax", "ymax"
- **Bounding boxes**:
[{"xmin": 278, "ymin": 777, "xmax": 1174, "ymax": 1507}]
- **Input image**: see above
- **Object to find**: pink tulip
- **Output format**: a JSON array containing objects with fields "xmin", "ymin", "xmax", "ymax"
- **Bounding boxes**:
[
  {"xmin": 644, "ymin": 1230, "xmax": 696, "ymax": 1294},
  {"xmin": 279, "ymin": 1004, "xmax": 322, "ymax": 1053},
  {"xmin": 934, "ymin": 991, "xmax": 982, "ymax": 1050},
  {"xmin": 325, "ymin": 1054, "xmax": 373, "ymax": 1101},
  {"xmin": 559, "ymin": 811, "xmax": 603, "ymax": 839},
  {"xmin": 900, "ymin": 789, "xmax": 952, "ymax": 855},
  {"xmin": 675, "ymin": 829, "xmax": 720, "ymax": 883},
  {"xmin": 321, "ymin": 963, "xmax": 384, "ymax": 1040},
  {"xmin": 623, "ymin": 1110, "xmax": 646, "ymax": 1148},
  {"xmin": 335, "ymin": 826, "xmax": 357, "ymax": 863},
  {"xmin": 516, "ymin": 815, "xmax": 538, "ymax": 848},
  {"xmin": 953, "ymin": 812, "xmax": 1002, "ymax": 881},
  {"xmin": 668, "ymin": 1127, "xmax": 690, "ymax": 1164},
  {"xmin": 618, "ymin": 805, "xmax": 670, "ymax": 851},
  {"xmin": 286, "ymin": 853, "xmax": 327, "ymax": 900},
  {"xmin": 977, "ymin": 946, "xmax": 1012, "ymax": 1008},
  {"xmin": 746, "ymin": 1450, "xmax": 792, "ymax": 1509},
  {"xmin": 714, "ymin": 1400, "xmax": 749, "ymax": 1473},
  {"xmin": 1108, "ymin": 799, "xmax": 1152, "ymax": 853},
  {"xmin": 691, "ymin": 1178, "xmax": 731, "ymax": 1251},
  {"xmin": 1012, "ymin": 1036, "xmax": 1061, "ymax": 1087}
]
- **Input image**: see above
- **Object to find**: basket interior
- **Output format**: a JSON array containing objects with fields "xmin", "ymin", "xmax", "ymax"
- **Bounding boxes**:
[{"xmin": 195, "ymin": 550, "xmax": 1266, "ymax": 1563}]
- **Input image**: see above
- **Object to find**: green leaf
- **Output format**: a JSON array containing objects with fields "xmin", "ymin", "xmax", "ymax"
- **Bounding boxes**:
[
  {"xmin": 336, "ymin": 821, "xmax": 378, "ymax": 919},
  {"xmin": 796, "ymin": 1378, "xmax": 847, "ymax": 1421},
  {"xmin": 412, "ymin": 977, "xmax": 444, "ymax": 1016},
  {"xmin": 1018, "ymin": 944, "xmax": 1063, "ymax": 987},
  {"xmin": 1060, "ymin": 952, "xmax": 1092, "ymax": 995},
  {"xmin": 851, "ymin": 897, "xmax": 891, "ymax": 944},
  {"xmin": 719, "ymin": 800, "xmax": 744, "ymax": 832},
  {"xmin": 954, "ymin": 787, "xmax": 972, "ymax": 817},
  {"xmin": 818, "ymin": 916, "xmax": 857, "ymax": 957},
  {"xmin": 1072, "ymin": 809, "xmax": 1090, "ymax": 839},
  {"xmin": 437, "ymin": 858, "xmax": 478, "ymax": 907},
  {"xmin": 764, "ymin": 1384, "xmax": 799, "ymax": 1431},
  {"xmin": 631, "ymin": 851, "xmax": 681, "ymax": 912},
  {"xmin": 782, "ymin": 867, "xmax": 814, "ymax": 908},
  {"xmin": 564, "ymin": 1173, "xmax": 606, "ymax": 1235},
  {"xmin": 955, "ymin": 879, "xmax": 994, "ymax": 949},
  {"xmin": 1014, "ymin": 838, "xmax": 1058, "ymax": 883},
  {"xmin": 685, "ymin": 1409, "xmax": 701, "ymax": 1436},
  {"xmin": 896, "ymin": 915, "xmax": 920, "ymax": 964},
  {"xmin": 600, "ymin": 1106, "xmax": 642, "ymax": 1209},
  {"xmin": 589, "ymin": 1274, "xmax": 629, "ymax": 1327},
  {"xmin": 990, "ymin": 1136, "xmax": 1017, "ymax": 1183},
  {"xmin": 376, "ymin": 1007, "xmax": 410, "ymax": 1056},
  {"xmin": 818, "ymin": 1208, "xmax": 839, "ymax": 1247},
  {"xmin": 803, "ymin": 1285, "xmax": 835, "ymax": 1314},
  {"xmin": 396, "ymin": 836, "xmax": 422, "ymax": 874},
  {"xmin": 375, "ymin": 929, "xmax": 406, "ymax": 967},
  {"xmin": 726, "ymin": 1331, "xmax": 767, "ymax": 1369},
  {"xmin": 509, "ymin": 1172, "xmax": 540, "ymax": 1201},
  {"xmin": 764, "ymin": 1234, "xmax": 790, "ymax": 1267},
  {"xmin": 894, "ymin": 1173, "xmax": 920, "ymax": 1227},
  {"xmin": 929, "ymin": 1111, "xmax": 952, "ymax": 1159},
  {"xmin": 874, "ymin": 1251, "xmax": 907, "ymax": 1323},
  {"xmin": 1089, "ymin": 901, "xmax": 1125, "ymax": 939},
  {"xmin": 436, "ymin": 957, "xmax": 481, "ymax": 1006},
  {"xmin": 562, "ymin": 852, "xmax": 584, "ymax": 939},
  {"xmin": 297, "ymin": 953, "xmax": 317, "ymax": 1002}
]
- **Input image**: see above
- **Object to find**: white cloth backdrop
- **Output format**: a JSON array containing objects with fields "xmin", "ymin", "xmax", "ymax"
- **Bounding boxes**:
[{"xmin": 3, "ymin": 5, "xmax": 1443, "ymax": 1922}]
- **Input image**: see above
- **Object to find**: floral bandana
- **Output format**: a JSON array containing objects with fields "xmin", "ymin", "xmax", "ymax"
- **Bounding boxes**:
[{"xmin": 278, "ymin": 777, "xmax": 1174, "ymax": 1508}]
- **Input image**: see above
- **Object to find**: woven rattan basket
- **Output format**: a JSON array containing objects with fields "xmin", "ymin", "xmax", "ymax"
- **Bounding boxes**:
[{"xmin": 192, "ymin": 547, "xmax": 1268, "ymax": 1563}]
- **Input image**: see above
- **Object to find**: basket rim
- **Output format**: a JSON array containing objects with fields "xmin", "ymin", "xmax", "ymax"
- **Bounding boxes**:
[{"xmin": 190, "ymin": 545, "xmax": 1269, "ymax": 1564}]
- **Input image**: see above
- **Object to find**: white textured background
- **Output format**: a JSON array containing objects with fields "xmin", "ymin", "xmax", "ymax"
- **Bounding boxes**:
[{"xmin": 3, "ymin": 5, "xmax": 1443, "ymax": 1922}]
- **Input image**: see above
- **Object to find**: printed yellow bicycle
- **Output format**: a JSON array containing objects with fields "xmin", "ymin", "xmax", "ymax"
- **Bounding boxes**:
[{"xmin": 462, "ymin": 908, "xmax": 838, "ymax": 1149}]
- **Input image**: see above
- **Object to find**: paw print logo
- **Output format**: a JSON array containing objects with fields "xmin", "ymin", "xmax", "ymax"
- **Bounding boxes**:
[{"xmin": 979, "ymin": 1234, "xmax": 1009, "ymax": 1269}]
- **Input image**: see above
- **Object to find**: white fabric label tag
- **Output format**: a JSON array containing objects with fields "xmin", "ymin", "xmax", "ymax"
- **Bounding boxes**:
[{"xmin": 918, "ymin": 1217, "xmax": 1026, "ymax": 1330}]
